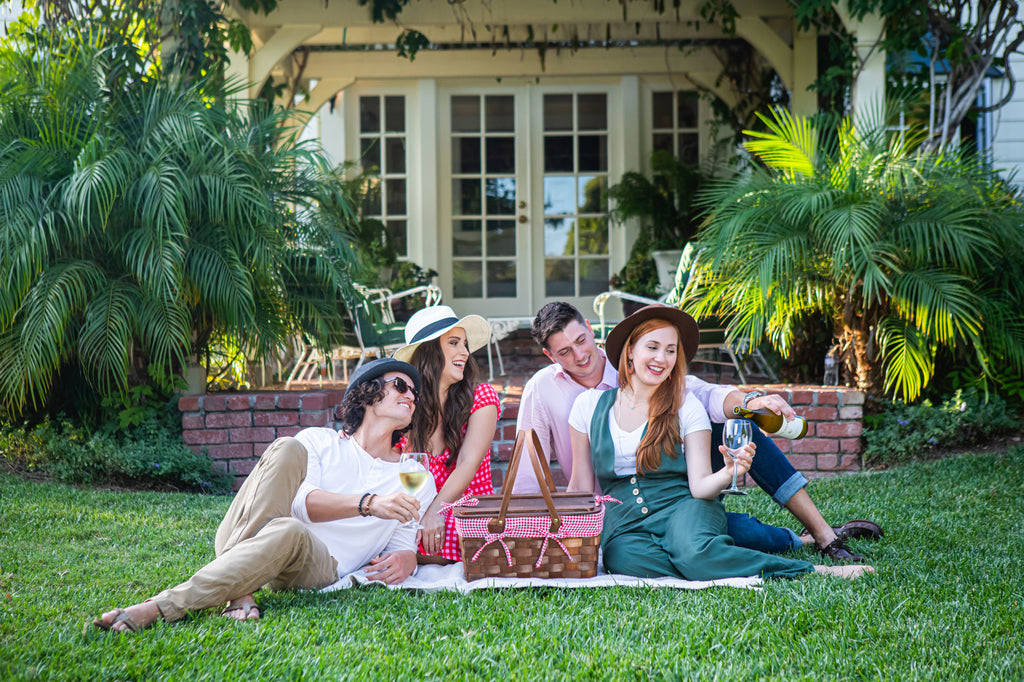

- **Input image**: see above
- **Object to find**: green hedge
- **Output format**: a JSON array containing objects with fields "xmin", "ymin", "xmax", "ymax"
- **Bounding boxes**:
[
  {"xmin": 1, "ymin": 409, "xmax": 231, "ymax": 493},
  {"xmin": 863, "ymin": 390, "xmax": 1018, "ymax": 467}
]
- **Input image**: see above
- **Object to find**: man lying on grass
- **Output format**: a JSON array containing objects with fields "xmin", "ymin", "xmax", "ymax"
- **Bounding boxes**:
[{"xmin": 93, "ymin": 358, "xmax": 436, "ymax": 634}]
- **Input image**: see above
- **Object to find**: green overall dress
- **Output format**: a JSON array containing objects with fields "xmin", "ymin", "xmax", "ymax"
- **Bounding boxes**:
[{"xmin": 591, "ymin": 390, "xmax": 814, "ymax": 580}]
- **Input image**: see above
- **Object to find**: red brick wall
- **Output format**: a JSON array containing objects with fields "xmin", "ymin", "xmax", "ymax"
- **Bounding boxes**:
[
  {"xmin": 178, "ymin": 390, "xmax": 346, "ymax": 490},
  {"xmin": 180, "ymin": 384, "xmax": 864, "ymax": 491}
]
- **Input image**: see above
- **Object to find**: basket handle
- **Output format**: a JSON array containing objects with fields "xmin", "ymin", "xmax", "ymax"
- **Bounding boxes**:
[{"xmin": 489, "ymin": 429, "xmax": 561, "ymax": 535}]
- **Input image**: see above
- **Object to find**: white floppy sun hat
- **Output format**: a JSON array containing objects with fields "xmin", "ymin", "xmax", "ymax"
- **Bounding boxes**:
[{"xmin": 392, "ymin": 305, "xmax": 491, "ymax": 363}]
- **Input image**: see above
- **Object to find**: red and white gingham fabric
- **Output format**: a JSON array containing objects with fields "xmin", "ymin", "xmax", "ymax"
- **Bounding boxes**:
[
  {"xmin": 451, "ymin": 495, "xmax": 618, "ymax": 568},
  {"xmin": 400, "ymin": 382, "xmax": 501, "ymax": 562}
]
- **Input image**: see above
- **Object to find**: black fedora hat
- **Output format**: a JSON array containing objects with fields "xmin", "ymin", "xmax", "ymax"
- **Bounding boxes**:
[
  {"xmin": 604, "ymin": 304, "xmax": 700, "ymax": 370},
  {"xmin": 346, "ymin": 358, "xmax": 422, "ymax": 396}
]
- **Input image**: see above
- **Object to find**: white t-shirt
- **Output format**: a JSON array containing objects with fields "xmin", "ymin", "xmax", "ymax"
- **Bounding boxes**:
[
  {"xmin": 291, "ymin": 428, "xmax": 437, "ymax": 578},
  {"xmin": 568, "ymin": 390, "xmax": 712, "ymax": 476}
]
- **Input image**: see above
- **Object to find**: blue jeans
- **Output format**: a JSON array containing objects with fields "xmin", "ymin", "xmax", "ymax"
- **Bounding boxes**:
[{"xmin": 711, "ymin": 420, "xmax": 809, "ymax": 554}]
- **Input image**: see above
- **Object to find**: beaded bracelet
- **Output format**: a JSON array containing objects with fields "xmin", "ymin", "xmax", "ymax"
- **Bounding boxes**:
[
  {"xmin": 364, "ymin": 493, "xmax": 377, "ymax": 518},
  {"xmin": 358, "ymin": 492, "xmax": 371, "ymax": 517}
]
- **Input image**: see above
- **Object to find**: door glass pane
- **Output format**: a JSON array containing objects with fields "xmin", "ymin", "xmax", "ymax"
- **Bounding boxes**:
[
  {"xmin": 387, "ymin": 220, "xmax": 407, "ymax": 255},
  {"xmin": 385, "ymin": 179, "xmax": 406, "ymax": 215},
  {"xmin": 487, "ymin": 220, "xmax": 516, "ymax": 256},
  {"xmin": 453, "ymin": 220, "xmax": 482, "ymax": 256},
  {"xmin": 385, "ymin": 138, "xmax": 406, "ymax": 173},
  {"xmin": 487, "ymin": 261, "xmax": 516, "ymax": 298},
  {"xmin": 653, "ymin": 133, "xmax": 673, "ymax": 153},
  {"xmin": 679, "ymin": 133, "xmax": 699, "ymax": 165},
  {"xmin": 452, "ymin": 137, "xmax": 481, "ymax": 173},
  {"xmin": 677, "ymin": 93, "xmax": 699, "ymax": 128},
  {"xmin": 544, "ymin": 136, "xmax": 573, "ymax": 172},
  {"xmin": 486, "ymin": 96, "xmax": 514, "ymax": 132},
  {"xmin": 543, "ymin": 176, "xmax": 575, "ymax": 216},
  {"xmin": 545, "ymin": 259, "xmax": 574, "ymax": 296},
  {"xmin": 360, "ymin": 138, "xmax": 380, "ymax": 171},
  {"xmin": 577, "ymin": 216, "xmax": 608, "ymax": 255},
  {"xmin": 359, "ymin": 96, "xmax": 380, "ymax": 133},
  {"xmin": 577, "ymin": 94, "xmax": 606, "ymax": 130},
  {"xmin": 485, "ymin": 137, "xmax": 515, "ymax": 173},
  {"xmin": 578, "ymin": 176, "xmax": 607, "ymax": 213},
  {"xmin": 452, "ymin": 261, "xmax": 482, "ymax": 298},
  {"xmin": 452, "ymin": 96, "xmax": 480, "ymax": 132},
  {"xmin": 485, "ymin": 178, "xmax": 516, "ymax": 215},
  {"xmin": 578, "ymin": 135, "xmax": 607, "ymax": 172},
  {"xmin": 454, "ymin": 179, "xmax": 482, "ymax": 215},
  {"xmin": 579, "ymin": 259, "xmax": 609, "ymax": 296},
  {"xmin": 385, "ymin": 96, "xmax": 405, "ymax": 132},
  {"xmin": 544, "ymin": 217, "xmax": 573, "ymax": 257},
  {"xmin": 361, "ymin": 183, "xmax": 381, "ymax": 215},
  {"xmin": 653, "ymin": 92, "xmax": 673, "ymax": 128},
  {"xmin": 544, "ymin": 94, "xmax": 573, "ymax": 131}
]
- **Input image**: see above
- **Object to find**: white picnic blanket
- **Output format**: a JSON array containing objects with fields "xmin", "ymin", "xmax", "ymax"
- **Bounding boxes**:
[{"xmin": 322, "ymin": 561, "xmax": 761, "ymax": 594}]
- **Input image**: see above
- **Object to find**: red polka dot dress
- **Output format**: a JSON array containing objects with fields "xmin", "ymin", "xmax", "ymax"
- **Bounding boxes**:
[{"xmin": 411, "ymin": 382, "xmax": 501, "ymax": 562}]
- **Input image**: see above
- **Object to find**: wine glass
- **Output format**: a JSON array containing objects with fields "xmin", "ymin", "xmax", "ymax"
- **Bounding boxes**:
[
  {"xmin": 722, "ymin": 419, "xmax": 752, "ymax": 495},
  {"xmin": 398, "ymin": 452, "xmax": 430, "ymax": 529}
]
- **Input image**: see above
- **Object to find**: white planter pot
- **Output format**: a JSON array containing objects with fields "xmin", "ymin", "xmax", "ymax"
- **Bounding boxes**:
[{"xmin": 651, "ymin": 249, "xmax": 684, "ymax": 295}]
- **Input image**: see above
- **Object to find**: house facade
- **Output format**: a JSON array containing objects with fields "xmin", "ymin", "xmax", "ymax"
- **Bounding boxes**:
[{"xmin": 225, "ymin": 0, "xmax": 860, "ymax": 320}]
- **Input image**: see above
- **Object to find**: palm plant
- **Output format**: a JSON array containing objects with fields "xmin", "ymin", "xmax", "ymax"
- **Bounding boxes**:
[
  {"xmin": 0, "ymin": 36, "xmax": 358, "ymax": 416},
  {"xmin": 692, "ymin": 108, "xmax": 1024, "ymax": 400}
]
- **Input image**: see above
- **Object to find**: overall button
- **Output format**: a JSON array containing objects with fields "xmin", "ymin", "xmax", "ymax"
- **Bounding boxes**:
[
  {"xmin": 632, "ymin": 488, "xmax": 640, "ymax": 496},
  {"xmin": 629, "ymin": 476, "xmax": 637, "ymax": 484},
  {"xmin": 641, "ymin": 506, "xmax": 649, "ymax": 514},
  {"xmin": 636, "ymin": 497, "xmax": 644, "ymax": 504}
]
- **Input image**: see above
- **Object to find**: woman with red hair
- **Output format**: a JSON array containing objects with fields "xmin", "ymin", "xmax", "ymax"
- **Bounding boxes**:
[{"xmin": 567, "ymin": 305, "xmax": 871, "ymax": 580}]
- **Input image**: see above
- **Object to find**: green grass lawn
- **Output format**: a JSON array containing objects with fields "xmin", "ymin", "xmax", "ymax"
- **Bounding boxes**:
[{"xmin": 1, "ymin": 448, "xmax": 1022, "ymax": 681}]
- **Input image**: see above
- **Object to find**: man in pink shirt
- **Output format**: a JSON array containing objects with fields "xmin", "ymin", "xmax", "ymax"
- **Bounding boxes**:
[{"xmin": 511, "ymin": 302, "xmax": 881, "ymax": 562}]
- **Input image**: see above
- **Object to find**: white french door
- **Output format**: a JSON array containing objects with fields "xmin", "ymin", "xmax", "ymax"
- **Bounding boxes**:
[{"xmin": 440, "ymin": 84, "xmax": 615, "ymax": 317}]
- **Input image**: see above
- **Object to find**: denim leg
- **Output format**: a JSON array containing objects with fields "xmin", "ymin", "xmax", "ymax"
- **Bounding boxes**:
[
  {"xmin": 726, "ymin": 512, "xmax": 802, "ymax": 554},
  {"xmin": 710, "ymin": 421, "xmax": 808, "ymax": 506}
]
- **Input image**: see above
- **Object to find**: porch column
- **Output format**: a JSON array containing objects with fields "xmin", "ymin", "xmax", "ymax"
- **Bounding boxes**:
[
  {"xmin": 791, "ymin": 26, "xmax": 818, "ymax": 117},
  {"xmin": 413, "ymin": 80, "xmax": 440, "ymax": 275},
  {"xmin": 835, "ymin": 6, "xmax": 886, "ymax": 131}
]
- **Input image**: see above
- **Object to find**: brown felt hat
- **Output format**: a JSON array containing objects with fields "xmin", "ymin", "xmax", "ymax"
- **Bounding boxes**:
[{"xmin": 604, "ymin": 304, "xmax": 700, "ymax": 369}]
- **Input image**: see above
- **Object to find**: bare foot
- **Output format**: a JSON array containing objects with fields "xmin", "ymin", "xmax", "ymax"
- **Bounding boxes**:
[
  {"xmin": 222, "ymin": 595, "xmax": 260, "ymax": 621},
  {"xmin": 93, "ymin": 601, "xmax": 161, "ymax": 633},
  {"xmin": 814, "ymin": 564, "xmax": 875, "ymax": 579}
]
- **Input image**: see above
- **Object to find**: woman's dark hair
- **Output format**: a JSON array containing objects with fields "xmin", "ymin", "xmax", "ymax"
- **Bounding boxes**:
[
  {"xmin": 337, "ymin": 377, "xmax": 411, "ymax": 446},
  {"xmin": 406, "ymin": 338, "xmax": 478, "ymax": 467}
]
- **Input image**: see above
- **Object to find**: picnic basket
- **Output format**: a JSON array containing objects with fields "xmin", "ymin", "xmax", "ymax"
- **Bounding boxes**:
[{"xmin": 451, "ymin": 429, "xmax": 609, "ymax": 581}]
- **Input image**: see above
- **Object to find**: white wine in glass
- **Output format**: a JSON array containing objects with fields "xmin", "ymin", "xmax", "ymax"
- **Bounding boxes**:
[
  {"xmin": 722, "ymin": 419, "xmax": 752, "ymax": 495},
  {"xmin": 398, "ymin": 452, "xmax": 430, "ymax": 529}
]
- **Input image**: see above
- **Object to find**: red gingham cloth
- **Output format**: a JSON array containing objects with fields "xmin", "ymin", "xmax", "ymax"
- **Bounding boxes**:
[
  {"xmin": 451, "ymin": 497, "xmax": 614, "ymax": 568},
  {"xmin": 400, "ymin": 382, "xmax": 501, "ymax": 561}
]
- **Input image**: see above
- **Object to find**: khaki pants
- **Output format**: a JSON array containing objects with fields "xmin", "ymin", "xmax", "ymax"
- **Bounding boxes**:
[{"xmin": 151, "ymin": 438, "xmax": 339, "ymax": 622}]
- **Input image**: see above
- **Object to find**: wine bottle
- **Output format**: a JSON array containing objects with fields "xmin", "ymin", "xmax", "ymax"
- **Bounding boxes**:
[{"xmin": 732, "ymin": 406, "xmax": 808, "ymax": 440}]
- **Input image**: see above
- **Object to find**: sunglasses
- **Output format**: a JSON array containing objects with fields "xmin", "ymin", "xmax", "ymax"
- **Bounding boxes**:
[{"xmin": 384, "ymin": 377, "xmax": 420, "ymax": 403}]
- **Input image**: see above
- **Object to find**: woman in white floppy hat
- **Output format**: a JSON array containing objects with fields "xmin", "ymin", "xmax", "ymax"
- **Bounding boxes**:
[{"xmin": 393, "ymin": 305, "xmax": 499, "ymax": 563}]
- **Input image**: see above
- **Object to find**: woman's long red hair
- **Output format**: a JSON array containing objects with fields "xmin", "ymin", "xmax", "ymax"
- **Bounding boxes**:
[{"xmin": 616, "ymin": 318, "xmax": 687, "ymax": 474}]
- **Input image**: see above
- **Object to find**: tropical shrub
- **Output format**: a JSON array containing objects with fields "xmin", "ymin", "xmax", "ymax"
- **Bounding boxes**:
[
  {"xmin": 0, "ymin": 407, "xmax": 232, "ymax": 493},
  {"xmin": 693, "ymin": 108, "xmax": 1024, "ymax": 400},
  {"xmin": 863, "ymin": 390, "xmax": 1018, "ymax": 467},
  {"xmin": 0, "ymin": 33, "xmax": 358, "ymax": 417}
]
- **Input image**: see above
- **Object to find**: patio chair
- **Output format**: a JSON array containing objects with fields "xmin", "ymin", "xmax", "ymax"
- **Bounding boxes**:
[
  {"xmin": 593, "ymin": 245, "xmax": 775, "ymax": 383},
  {"xmin": 333, "ymin": 282, "xmax": 443, "ymax": 381},
  {"xmin": 284, "ymin": 283, "xmax": 442, "ymax": 388}
]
